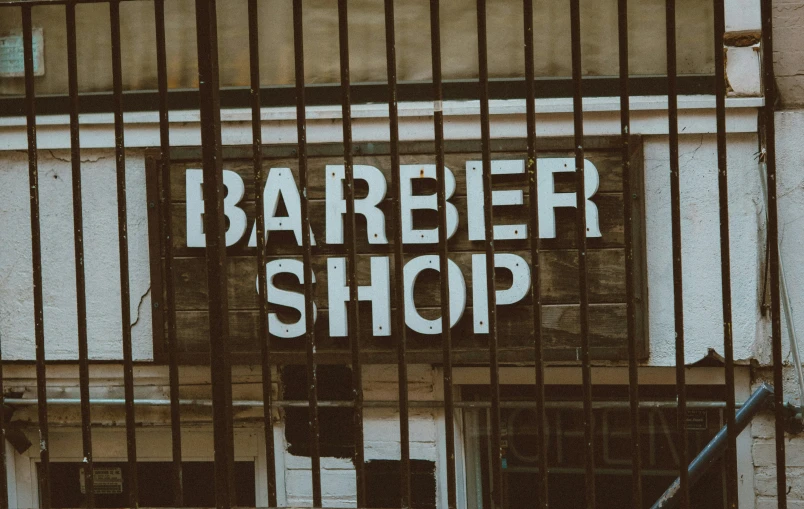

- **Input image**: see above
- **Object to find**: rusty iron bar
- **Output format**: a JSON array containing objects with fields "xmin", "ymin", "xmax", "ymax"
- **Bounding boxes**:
[
  {"xmin": 568, "ymin": 0, "xmax": 595, "ymax": 506},
  {"xmin": 153, "ymin": 0, "xmax": 184, "ymax": 503},
  {"xmin": 429, "ymin": 1, "xmax": 458, "ymax": 508},
  {"xmin": 2, "ymin": 397, "xmax": 760, "ymax": 410},
  {"xmin": 761, "ymin": 0, "xmax": 788, "ymax": 506},
  {"xmin": 65, "ymin": 3, "xmax": 96, "ymax": 505},
  {"xmin": 0, "ymin": 329, "xmax": 4, "ymax": 509},
  {"xmin": 712, "ymin": 0, "xmax": 738, "ymax": 506},
  {"xmin": 195, "ymin": 0, "xmax": 236, "ymax": 506},
  {"xmin": 21, "ymin": 6, "xmax": 51, "ymax": 508},
  {"xmin": 523, "ymin": 0, "xmax": 548, "ymax": 506},
  {"xmin": 382, "ymin": 0, "xmax": 412, "ymax": 505},
  {"xmin": 617, "ymin": 0, "xmax": 643, "ymax": 506},
  {"xmin": 336, "ymin": 0, "xmax": 367, "ymax": 503},
  {"xmin": 246, "ymin": 0, "xmax": 277, "ymax": 504},
  {"xmin": 475, "ymin": 2, "xmax": 503, "ymax": 508},
  {"xmin": 290, "ymin": 0, "xmax": 322, "ymax": 504},
  {"xmin": 109, "ymin": 2, "xmax": 139, "ymax": 507},
  {"xmin": 665, "ymin": 1, "xmax": 690, "ymax": 507}
]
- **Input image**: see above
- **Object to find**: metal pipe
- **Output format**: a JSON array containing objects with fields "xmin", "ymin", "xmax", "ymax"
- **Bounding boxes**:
[
  {"xmin": 195, "ymin": 0, "xmax": 236, "ymax": 505},
  {"xmin": 21, "ymin": 7, "xmax": 51, "ymax": 508},
  {"xmin": 65, "ymin": 3, "xmax": 96, "ymax": 504},
  {"xmin": 618, "ymin": 0, "xmax": 643, "ymax": 505},
  {"xmin": 523, "ymin": 0, "xmax": 548, "ymax": 506},
  {"xmin": 760, "ymin": 0, "xmax": 789, "ymax": 505},
  {"xmin": 3, "ymin": 398, "xmax": 754, "ymax": 410},
  {"xmin": 153, "ymin": 0, "xmax": 184, "ymax": 501},
  {"xmin": 568, "ymin": 0, "xmax": 595, "ymax": 506},
  {"xmin": 665, "ymin": 1, "xmax": 690, "ymax": 507},
  {"xmin": 650, "ymin": 383, "xmax": 774, "ymax": 509},
  {"xmin": 109, "ymin": 3, "xmax": 138, "ymax": 506}
]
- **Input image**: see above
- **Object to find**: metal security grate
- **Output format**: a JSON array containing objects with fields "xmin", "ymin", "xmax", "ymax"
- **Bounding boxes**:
[{"xmin": 0, "ymin": 0, "xmax": 788, "ymax": 508}]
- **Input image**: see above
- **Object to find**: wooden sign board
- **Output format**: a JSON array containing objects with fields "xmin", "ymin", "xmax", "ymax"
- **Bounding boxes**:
[{"xmin": 145, "ymin": 138, "xmax": 648, "ymax": 365}]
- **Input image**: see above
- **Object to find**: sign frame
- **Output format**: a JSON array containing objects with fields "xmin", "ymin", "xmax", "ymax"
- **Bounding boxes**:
[{"xmin": 145, "ymin": 137, "xmax": 648, "ymax": 365}]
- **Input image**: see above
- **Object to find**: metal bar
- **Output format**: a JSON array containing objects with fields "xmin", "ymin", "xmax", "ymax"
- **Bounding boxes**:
[
  {"xmin": 290, "ymin": 0, "xmax": 322, "ymax": 504},
  {"xmin": 650, "ymin": 383, "xmax": 774, "ymax": 509},
  {"xmin": 153, "ymin": 0, "xmax": 183, "ymax": 503},
  {"xmin": 712, "ymin": 1, "xmax": 738, "ymax": 506},
  {"xmin": 761, "ymin": 0, "xmax": 788, "ymax": 505},
  {"xmin": 194, "ymin": 0, "xmax": 236, "ymax": 506},
  {"xmin": 430, "ymin": 1, "xmax": 457, "ymax": 508},
  {"xmin": 0, "ymin": 76, "xmax": 722, "ymax": 117},
  {"xmin": 65, "ymin": 4, "xmax": 95, "ymax": 505},
  {"xmin": 569, "ymin": 0, "xmax": 595, "ymax": 506},
  {"xmin": 523, "ymin": 1, "xmax": 548, "ymax": 506},
  {"xmin": 0, "ymin": 344, "xmax": 6, "ymax": 509},
  {"xmin": 109, "ymin": 2, "xmax": 138, "ymax": 507},
  {"xmin": 665, "ymin": 1, "xmax": 690, "ymax": 507},
  {"xmin": 1, "ymin": 397, "xmax": 763, "ymax": 410},
  {"xmin": 382, "ymin": 0, "xmax": 412, "ymax": 505},
  {"xmin": 617, "ymin": 0, "xmax": 643, "ymax": 506},
  {"xmin": 247, "ymin": 0, "xmax": 277, "ymax": 505},
  {"xmin": 476, "ymin": 3, "xmax": 502, "ymax": 508},
  {"xmin": 335, "ymin": 1, "xmax": 366, "ymax": 504},
  {"xmin": 21, "ymin": 7, "xmax": 51, "ymax": 507}
]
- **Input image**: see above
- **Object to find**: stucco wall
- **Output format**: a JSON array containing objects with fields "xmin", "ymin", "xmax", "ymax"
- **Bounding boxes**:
[{"xmin": 752, "ymin": 109, "xmax": 804, "ymax": 509}]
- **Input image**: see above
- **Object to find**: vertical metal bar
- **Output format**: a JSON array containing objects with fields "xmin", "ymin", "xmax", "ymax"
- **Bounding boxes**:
[
  {"xmin": 22, "ymin": 8, "xmax": 51, "ymax": 508},
  {"xmin": 195, "ymin": 0, "xmax": 236, "ymax": 506},
  {"xmin": 335, "ymin": 1, "xmax": 367, "ymax": 504},
  {"xmin": 712, "ymin": 1, "xmax": 738, "ymax": 506},
  {"xmin": 247, "ymin": 0, "xmax": 277, "ymax": 505},
  {"xmin": 617, "ymin": 0, "xmax": 643, "ymax": 506},
  {"xmin": 665, "ymin": 1, "xmax": 690, "ymax": 507},
  {"xmin": 476, "ymin": 2, "xmax": 502, "ymax": 508},
  {"xmin": 0, "ymin": 334, "xmax": 5, "ymax": 509},
  {"xmin": 523, "ymin": 1, "xmax": 548, "ymax": 506},
  {"xmin": 109, "ymin": 2, "xmax": 138, "ymax": 507},
  {"xmin": 568, "ymin": 0, "xmax": 595, "ymax": 507},
  {"xmin": 760, "ymin": 0, "xmax": 787, "ymax": 506},
  {"xmin": 290, "ymin": 0, "xmax": 322, "ymax": 504},
  {"xmin": 153, "ymin": 1, "xmax": 183, "ymax": 503},
  {"xmin": 382, "ymin": 0, "xmax": 411, "ymax": 505},
  {"xmin": 429, "ymin": 2, "xmax": 457, "ymax": 509},
  {"xmin": 65, "ymin": 3, "xmax": 95, "ymax": 506}
]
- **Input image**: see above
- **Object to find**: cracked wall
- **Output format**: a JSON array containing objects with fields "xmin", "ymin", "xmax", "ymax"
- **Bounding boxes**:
[{"xmin": 0, "ymin": 148, "xmax": 153, "ymax": 360}]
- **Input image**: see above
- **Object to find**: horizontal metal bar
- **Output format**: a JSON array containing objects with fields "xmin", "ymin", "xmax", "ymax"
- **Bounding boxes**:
[
  {"xmin": 0, "ymin": 76, "xmax": 717, "ymax": 117},
  {"xmin": 4, "ymin": 398, "xmax": 751, "ymax": 410}
]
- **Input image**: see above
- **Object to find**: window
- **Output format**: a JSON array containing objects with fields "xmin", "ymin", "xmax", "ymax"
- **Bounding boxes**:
[{"xmin": 463, "ymin": 384, "xmax": 728, "ymax": 508}]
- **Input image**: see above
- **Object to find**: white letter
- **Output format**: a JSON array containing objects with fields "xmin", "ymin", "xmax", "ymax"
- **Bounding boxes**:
[
  {"xmin": 466, "ymin": 160, "xmax": 527, "ymax": 241},
  {"xmin": 256, "ymin": 259, "xmax": 317, "ymax": 338},
  {"xmin": 400, "ymin": 165, "xmax": 458, "ymax": 244},
  {"xmin": 248, "ymin": 168, "xmax": 316, "ymax": 247},
  {"xmin": 472, "ymin": 253, "xmax": 531, "ymax": 333},
  {"xmin": 325, "ymin": 165, "xmax": 388, "ymax": 245},
  {"xmin": 185, "ymin": 169, "xmax": 249, "ymax": 247},
  {"xmin": 327, "ymin": 257, "xmax": 391, "ymax": 337},
  {"xmin": 186, "ymin": 169, "xmax": 205, "ymax": 248},
  {"xmin": 403, "ymin": 255, "xmax": 466, "ymax": 334},
  {"xmin": 537, "ymin": 158, "xmax": 601, "ymax": 239}
]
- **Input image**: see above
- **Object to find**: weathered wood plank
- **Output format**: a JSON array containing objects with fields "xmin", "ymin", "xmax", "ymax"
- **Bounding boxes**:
[
  {"xmin": 172, "ymin": 303, "xmax": 628, "ymax": 362},
  {"xmin": 171, "ymin": 249, "xmax": 625, "ymax": 310}
]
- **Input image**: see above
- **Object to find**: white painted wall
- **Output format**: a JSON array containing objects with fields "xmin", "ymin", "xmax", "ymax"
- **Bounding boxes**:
[{"xmin": 0, "ymin": 98, "xmax": 774, "ymax": 366}]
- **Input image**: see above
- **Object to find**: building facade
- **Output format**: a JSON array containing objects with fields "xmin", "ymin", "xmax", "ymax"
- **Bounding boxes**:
[{"xmin": 0, "ymin": 0, "xmax": 800, "ymax": 508}]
